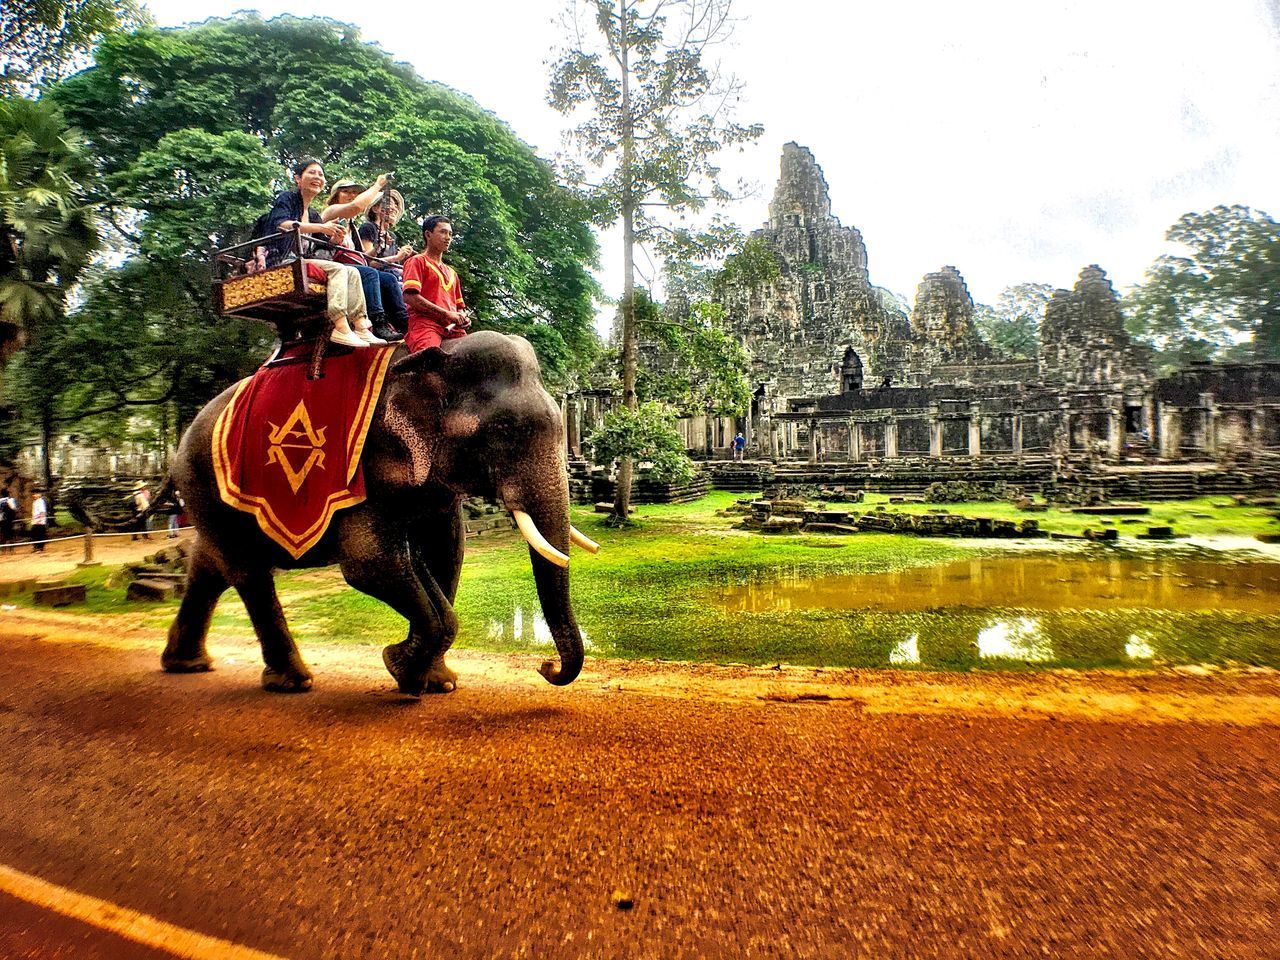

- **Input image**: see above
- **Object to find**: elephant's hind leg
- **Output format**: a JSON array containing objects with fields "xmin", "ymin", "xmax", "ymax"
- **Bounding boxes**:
[
  {"xmin": 162, "ymin": 543, "xmax": 228, "ymax": 674},
  {"xmin": 235, "ymin": 571, "xmax": 313, "ymax": 692}
]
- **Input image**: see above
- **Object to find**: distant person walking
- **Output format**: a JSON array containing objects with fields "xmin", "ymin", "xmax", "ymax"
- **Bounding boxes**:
[
  {"xmin": 132, "ymin": 481, "xmax": 152, "ymax": 541},
  {"xmin": 168, "ymin": 490, "xmax": 184, "ymax": 539},
  {"xmin": 30, "ymin": 491, "xmax": 47, "ymax": 552},
  {"xmin": 733, "ymin": 432, "xmax": 746, "ymax": 461}
]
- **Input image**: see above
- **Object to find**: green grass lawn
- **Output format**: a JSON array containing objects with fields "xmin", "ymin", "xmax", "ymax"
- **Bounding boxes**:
[
  {"xmin": 867, "ymin": 492, "xmax": 1279, "ymax": 539},
  {"xmin": 26, "ymin": 491, "xmax": 1280, "ymax": 671}
]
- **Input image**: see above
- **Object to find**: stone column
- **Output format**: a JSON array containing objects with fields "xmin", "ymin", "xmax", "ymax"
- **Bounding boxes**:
[
  {"xmin": 929, "ymin": 414, "xmax": 943, "ymax": 458},
  {"xmin": 1158, "ymin": 404, "xmax": 1180, "ymax": 459},
  {"xmin": 565, "ymin": 397, "xmax": 581, "ymax": 456},
  {"xmin": 809, "ymin": 419, "xmax": 819, "ymax": 463},
  {"xmin": 848, "ymin": 419, "xmax": 860, "ymax": 462},
  {"xmin": 1202, "ymin": 392, "xmax": 1217, "ymax": 457},
  {"xmin": 968, "ymin": 403, "xmax": 981, "ymax": 457},
  {"xmin": 885, "ymin": 419, "xmax": 899, "ymax": 458},
  {"xmin": 1107, "ymin": 396, "xmax": 1123, "ymax": 459},
  {"xmin": 1011, "ymin": 413, "xmax": 1024, "ymax": 457}
]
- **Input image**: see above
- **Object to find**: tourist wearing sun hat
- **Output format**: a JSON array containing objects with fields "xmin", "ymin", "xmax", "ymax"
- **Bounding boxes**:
[
  {"xmin": 321, "ymin": 175, "xmax": 405, "ymax": 343},
  {"xmin": 132, "ymin": 480, "xmax": 152, "ymax": 541}
]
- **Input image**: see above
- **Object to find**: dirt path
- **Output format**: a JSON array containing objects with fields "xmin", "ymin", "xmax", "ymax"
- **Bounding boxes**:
[{"xmin": 0, "ymin": 614, "xmax": 1277, "ymax": 959}]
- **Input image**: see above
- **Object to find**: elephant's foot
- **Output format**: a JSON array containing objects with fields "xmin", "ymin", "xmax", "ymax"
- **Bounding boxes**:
[
  {"xmin": 261, "ymin": 664, "xmax": 313, "ymax": 693},
  {"xmin": 161, "ymin": 650, "xmax": 214, "ymax": 673},
  {"xmin": 425, "ymin": 658, "xmax": 458, "ymax": 694},
  {"xmin": 383, "ymin": 643, "xmax": 457, "ymax": 696}
]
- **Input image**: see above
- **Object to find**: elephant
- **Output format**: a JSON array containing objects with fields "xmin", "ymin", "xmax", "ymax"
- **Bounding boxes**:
[{"xmin": 161, "ymin": 331, "xmax": 597, "ymax": 694}]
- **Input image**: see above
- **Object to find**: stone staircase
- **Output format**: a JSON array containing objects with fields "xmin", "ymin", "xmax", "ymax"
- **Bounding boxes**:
[
  {"xmin": 121, "ymin": 542, "xmax": 189, "ymax": 601},
  {"xmin": 588, "ymin": 467, "xmax": 712, "ymax": 505}
]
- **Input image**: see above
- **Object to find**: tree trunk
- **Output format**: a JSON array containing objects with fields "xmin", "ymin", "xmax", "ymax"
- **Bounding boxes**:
[
  {"xmin": 1259, "ymin": 300, "xmax": 1280, "ymax": 361},
  {"xmin": 40, "ymin": 404, "xmax": 54, "ymax": 503},
  {"xmin": 612, "ymin": 0, "xmax": 637, "ymax": 522}
]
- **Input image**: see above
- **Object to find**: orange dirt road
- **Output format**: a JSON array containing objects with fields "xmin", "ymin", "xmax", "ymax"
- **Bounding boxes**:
[{"xmin": 0, "ymin": 618, "xmax": 1277, "ymax": 959}]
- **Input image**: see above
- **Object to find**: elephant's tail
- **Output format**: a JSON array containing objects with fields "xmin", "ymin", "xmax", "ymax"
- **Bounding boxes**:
[{"xmin": 68, "ymin": 475, "xmax": 178, "ymax": 532}]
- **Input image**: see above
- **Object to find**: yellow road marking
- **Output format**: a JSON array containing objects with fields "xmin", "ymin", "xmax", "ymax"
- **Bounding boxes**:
[{"xmin": 0, "ymin": 862, "xmax": 288, "ymax": 960}]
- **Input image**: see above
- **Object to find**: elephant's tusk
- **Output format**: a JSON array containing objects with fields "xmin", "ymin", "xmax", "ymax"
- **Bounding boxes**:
[
  {"xmin": 512, "ymin": 510, "xmax": 569, "ymax": 568},
  {"xmin": 569, "ymin": 525, "xmax": 600, "ymax": 554}
]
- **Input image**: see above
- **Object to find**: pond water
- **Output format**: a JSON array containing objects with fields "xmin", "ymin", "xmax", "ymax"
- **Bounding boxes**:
[
  {"xmin": 713, "ymin": 555, "xmax": 1280, "ymax": 616},
  {"xmin": 704, "ymin": 554, "xmax": 1280, "ymax": 669}
]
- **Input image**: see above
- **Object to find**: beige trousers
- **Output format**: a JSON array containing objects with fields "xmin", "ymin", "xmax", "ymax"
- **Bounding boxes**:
[{"xmin": 304, "ymin": 259, "xmax": 368, "ymax": 325}]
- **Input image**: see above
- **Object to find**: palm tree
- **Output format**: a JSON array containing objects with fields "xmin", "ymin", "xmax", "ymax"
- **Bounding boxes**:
[{"xmin": 0, "ymin": 96, "xmax": 99, "ymax": 487}]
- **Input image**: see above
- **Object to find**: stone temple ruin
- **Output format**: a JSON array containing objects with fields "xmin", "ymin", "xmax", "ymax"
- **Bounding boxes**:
[{"xmin": 562, "ymin": 142, "xmax": 1279, "ymax": 500}]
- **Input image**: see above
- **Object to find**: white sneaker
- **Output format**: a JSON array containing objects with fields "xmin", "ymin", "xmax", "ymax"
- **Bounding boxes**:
[
  {"xmin": 354, "ymin": 326, "xmax": 387, "ymax": 346},
  {"xmin": 328, "ymin": 317, "xmax": 367, "ymax": 348}
]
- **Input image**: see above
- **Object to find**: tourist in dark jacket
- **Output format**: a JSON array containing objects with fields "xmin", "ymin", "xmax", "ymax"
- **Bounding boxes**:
[{"xmin": 264, "ymin": 158, "xmax": 379, "ymax": 348}]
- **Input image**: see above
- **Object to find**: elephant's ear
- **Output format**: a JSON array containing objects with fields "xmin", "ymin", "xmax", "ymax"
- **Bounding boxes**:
[
  {"xmin": 392, "ymin": 346, "xmax": 449, "ymax": 376},
  {"xmin": 381, "ymin": 348, "xmax": 450, "ymax": 485}
]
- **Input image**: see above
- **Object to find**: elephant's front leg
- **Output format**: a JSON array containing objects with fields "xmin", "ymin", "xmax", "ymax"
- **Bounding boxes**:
[
  {"xmin": 339, "ymin": 511, "xmax": 459, "ymax": 696},
  {"xmin": 410, "ymin": 504, "xmax": 465, "ymax": 605}
]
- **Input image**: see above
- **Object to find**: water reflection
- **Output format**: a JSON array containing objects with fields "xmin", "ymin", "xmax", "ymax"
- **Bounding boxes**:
[
  {"xmin": 714, "ymin": 555, "xmax": 1280, "ymax": 615},
  {"xmin": 1126, "ymin": 634, "xmax": 1157, "ymax": 660},
  {"xmin": 487, "ymin": 607, "xmax": 592, "ymax": 650},
  {"xmin": 977, "ymin": 617, "xmax": 1053, "ymax": 661},
  {"xmin": 888, "ymin": 633, "xmax": 919, "ymax": 665},
  {"xmin": 704, "ymin": 554, "xmax": 1280, "ymax": 669}
]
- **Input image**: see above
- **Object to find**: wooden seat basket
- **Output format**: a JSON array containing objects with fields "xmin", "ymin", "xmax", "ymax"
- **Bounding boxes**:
[{"xmin": 213, "ymin": 231, "xmax": 397, "ymax": 379}]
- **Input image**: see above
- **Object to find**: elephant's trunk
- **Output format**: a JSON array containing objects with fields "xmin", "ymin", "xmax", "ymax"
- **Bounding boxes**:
[{"xmin": 507, "ymin": 473, "xmax": 583, "ymax": 686}]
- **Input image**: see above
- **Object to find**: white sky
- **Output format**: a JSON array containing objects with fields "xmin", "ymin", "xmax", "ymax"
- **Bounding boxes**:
[{"xmin": 141, "ymin": 0, "xmax": 1280, "ymax": 313}]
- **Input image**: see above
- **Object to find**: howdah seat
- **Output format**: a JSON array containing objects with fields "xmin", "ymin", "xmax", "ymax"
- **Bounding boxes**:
[{"xmin": 213, "ymin": 231, "xmax": 396, "ymax": 378}]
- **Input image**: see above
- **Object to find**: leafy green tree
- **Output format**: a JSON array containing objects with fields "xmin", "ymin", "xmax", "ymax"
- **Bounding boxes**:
[
  {"xmin": 973, "ymin": 282, "xmax": 1052, "ymax": 359},
  {"xmin": 549, "ymin": 0, "xmax": 761, "ymax": 521},
  {"xmin": 638, "ymin": 288, "xmax": 750, "ymax": 418},
  {"xmin": 0, "ymin": 0, "xmax": 146, "ymax": 95},
  {"xmin": 48, "ymin": 13, "xmax": 598, "ymax": 400},
  {"xmin": 586, "ymin": 400, "xmax": 694, "ymax": 494},
  {"xmin": 1125, "ymin": 205, "xmax": 1280, "ymax": 365},
  {"xmin": 0, "ymin": 97, "xmax": 99, "ymax": 487},
  {"xmin": 712, "ymin": 235, "xmax": 780, "ymax": 298},
  {"xmin": 8, "ymin": 125, "xmax": 283, "ymax": 451}
]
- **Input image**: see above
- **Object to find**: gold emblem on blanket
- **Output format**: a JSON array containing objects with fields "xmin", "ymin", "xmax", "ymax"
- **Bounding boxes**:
[{"xmin": 265, "ymin": 400, "xmax": 328, "ymax": 493}]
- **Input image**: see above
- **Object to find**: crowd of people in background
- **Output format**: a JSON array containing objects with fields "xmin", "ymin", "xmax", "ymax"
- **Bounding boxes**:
[
  {"xmin": 263, "ymin": 157, "xmax": 471, "ymax": 352},
  {"xmin": 0, "ymin": 488, "xmax": 46, "ymax": 552}
]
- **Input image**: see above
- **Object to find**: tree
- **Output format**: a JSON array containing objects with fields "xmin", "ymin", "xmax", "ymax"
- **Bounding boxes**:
[
  {"xmin": 586, "ymin": 401, "xmax": 693, "ymax": 487},
  {"xmin": 25, "ymin": 14, "xmax": 599, "ymax": 455},
  {"xmin": 0, "ymin": 0, "xmax": 146, "ymax": 96},
  {"xmin": 973, "ymin": 282, "xmax": 1053, "ymax": 359},
  {"xmin": 0, "ymin": 97, "xmax": 99, "ymax": 488},
  {"xmin": 53, "ymin": 16, "xmax": 598, "ymax": 380},
  {"xmin": 549, "ymin": 0, "xmax": 761, "ymax": 521},
  {"xmin": 639, "ymin": 298, "xmax": 750, "ymax": 415},
  {"xmin": 1125, "ymin": 205, "xmax": 1280, "ymax": 366}
]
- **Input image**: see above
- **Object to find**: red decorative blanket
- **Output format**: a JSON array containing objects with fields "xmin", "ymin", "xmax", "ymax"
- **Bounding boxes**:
[{"xmin": 212, "ymin": 343, "xmax": 397, "ymax": 558}]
